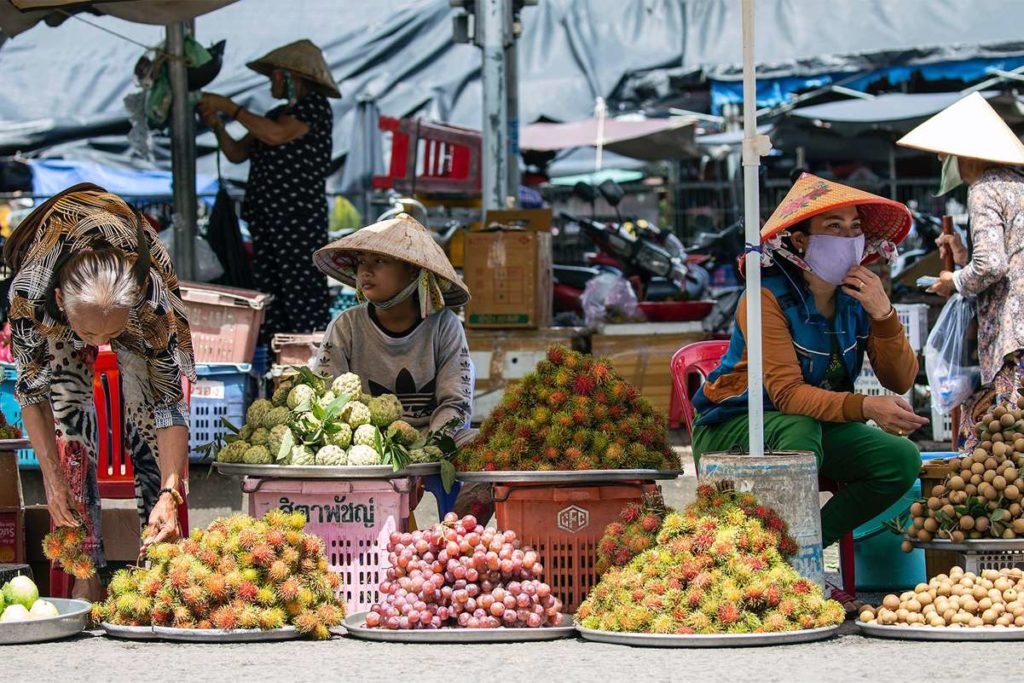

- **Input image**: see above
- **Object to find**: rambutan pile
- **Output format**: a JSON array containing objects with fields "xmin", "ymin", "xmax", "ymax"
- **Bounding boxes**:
[
  {"xmin": 0, "ymin": 408, "xmax": 22, "ymax": 440},
  {"xmin": 456, "ymin": 345, "xmax": 679, "ymax": 472},
  {"xmin": 42, "ymin": 525, "xmax": 96, "ymax": 580},
  {"xmin": 596, "ymin": 492, "xmax": 671, "ymax": 576},
  {"xmin": 576, "ymin": 484, "xmax": 843, "ymax": 635},
  {"xmin": 91, "ymin": 510, "xmax": 345, "ymax": 639}
]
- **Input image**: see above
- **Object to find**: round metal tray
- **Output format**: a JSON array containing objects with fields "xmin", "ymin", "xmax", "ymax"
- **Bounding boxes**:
[
  {"xmin": 455, "ymin": 469, "xmax": 683, "ymax": 483},
  {"xmin": 856, "ymin": 620, "xmax": 1024, "ymax": 641},
  {"xmin": 101, "ymin": 623, "xmax": 158, "ymax": 641},
  {"xmin": 343, "ymin": 612, "xmax": 576, "ymax": 643},
  {"xmin": 215, "ymin": 462, "xmax": 440, "ymax": 479},
  {"xmin": 907, "ymin": 537, "xmax": 1024, "ymax": 552},
  {"xmin": 0, "ymin": 439, "xmax": 31, "ymax": 451},
  {"xmin": 152, "ymin": 625, "xmax": 300, "ymax": 642},
  {"xmin": 0, "ymin": 598, "xmax": 91, "ymax": 645},
  {"xmin": 576, "ymin": 623, "xmax": 839, "ymax": 648}
]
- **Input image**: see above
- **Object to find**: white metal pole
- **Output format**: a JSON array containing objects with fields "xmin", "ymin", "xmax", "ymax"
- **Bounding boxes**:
[
  {"xmin": 595, "ymin": 96, "xmax": 606, "ymax": 172},
  {"xmin": 741, "ymin": 0, "xmax": 764, "ymax": 457},
  {"xmin": 479, "ymin": 0, "xmax": 509, "ymax": 211}
]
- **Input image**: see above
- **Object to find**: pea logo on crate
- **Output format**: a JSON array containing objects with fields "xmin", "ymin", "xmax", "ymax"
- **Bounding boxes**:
[
  {"xmin": 556, "ymin": 505, "xmax": 590, "ymax": 533},
  {"xmin": 278, "ymin": 496, "xmax": 376, "ymax": 529}
]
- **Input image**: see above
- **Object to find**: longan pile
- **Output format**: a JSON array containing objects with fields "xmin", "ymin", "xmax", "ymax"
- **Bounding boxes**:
[
  {"xmin": 903, "ymin": 404, "xmax": 1024, "ymax": 548},
  {"xmin": 859, "ymin": 567, "xmax": 1024, "ymax": 628}
]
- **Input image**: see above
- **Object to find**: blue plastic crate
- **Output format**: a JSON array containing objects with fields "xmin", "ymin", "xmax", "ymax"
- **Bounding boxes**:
[
  {"xmin": 189, "ymin": 363, "xmax": 252, "ymax": 463},
  {"xmin": 0, "ymin": 362, "xmax": 36, "ymax": 469}
]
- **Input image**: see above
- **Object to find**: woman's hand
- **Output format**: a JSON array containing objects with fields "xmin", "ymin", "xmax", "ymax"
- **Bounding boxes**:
[
  {"xmin": 198, "ymin": 93, "xmax": 234, "ymax": 117},
  {"xmin": 842, "ymin": 265, "xmax": 892, "ymax": 319},
  {"xmin": 142, "ymin": 493, "xmax": 180, "ymax": 550},
  {"xmin": 862, "ymin": 395, "xmax": 930, "ymax": 436},
  {"xmin": 43, "ymin": 475, "xmax": 81, "ymax": 527},
  {"xmin": 198, "ymin": 104, "xmax": 221, "ymax": 129},
  {"xmin": 927, "ymin": 271, "xmax": 957, "ymax": 298},
  {"xmin": 936, "ymin": 233, "xmax": 969, "ymax": 267}
]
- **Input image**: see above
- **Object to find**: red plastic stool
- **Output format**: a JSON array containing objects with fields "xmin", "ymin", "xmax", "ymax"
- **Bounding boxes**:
[
  {"xmin": 670, "ymin": 340, "xmax": 857, "ymax": 598},
  {"xmin": 50, "ymin": 349, "xmax": 190, "ymax": 597}
]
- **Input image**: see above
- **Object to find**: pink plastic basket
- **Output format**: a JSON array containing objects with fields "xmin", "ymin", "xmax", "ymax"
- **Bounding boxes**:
[
  {"xmin": 180, "ymin": 283, "xmax": 272, "ymax": 364},
  {"xmin": 244, "ymin": 477, "xmax": 411, "ymax": 614}
]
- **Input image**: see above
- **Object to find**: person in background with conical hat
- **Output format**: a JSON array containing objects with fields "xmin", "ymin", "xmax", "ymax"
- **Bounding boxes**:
[
  {"xmin": 691, "ymin": 174, "xmax": 927, "ymax": 605},
  {"xmin": 899, "ymin": 92, "xmax": 1024, "ymax": 449},
  {"xmin": 198, "ymin": 39, "xmax": 340, "ymax": 341},
  {"xmin": 312, "ymin": 214, "xmax": 487, "ymax": 515}
]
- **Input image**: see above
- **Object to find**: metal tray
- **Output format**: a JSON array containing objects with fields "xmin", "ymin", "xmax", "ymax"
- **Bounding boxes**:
[
  {"xmin": 215, "ymin": 462, "xmax": 440, "ymax": 479},
  {"xmin": 576, "ymin": 623, "xmax": 839, "ymax": 648},
  {"xmin": 343, "ymin": 612, "xmax": 576, "ymax": 643},
  {"xmin": 0, "ymin": 439, "xmax": 31, "ymax": 451},
  {"xmin": 456, "ymin": 469, "xmax": 683, "ymax": 483},
  {"xmin": 856, "ymin": 620, "xmax": 1024, "ymax": 641},
  {"xmin": 151, "ymin": 625, "xmax": 300, "ymax": 642},
  {"xmin": 100, "ymin": 623, "xmax": 158, "ymax": 641},
  {"xmin": 0, "ymin": 599, "xmax": 91, "ymax": 645},
  {"xmin": 907, "ymin": 537, "xmax": 1024, "ymax": 552}
]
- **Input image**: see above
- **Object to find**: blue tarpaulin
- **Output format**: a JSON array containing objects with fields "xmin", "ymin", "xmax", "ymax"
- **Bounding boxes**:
[{"xmin": 28, "ymin": 159, "xmax": 219, "ymax": 200}]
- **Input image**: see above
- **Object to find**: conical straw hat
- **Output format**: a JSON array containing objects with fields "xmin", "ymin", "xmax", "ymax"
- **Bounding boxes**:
[
  {"xmin": 897, "ymin": 92, "xmax": 1024, "ymax": 165},
  {"xmin": 760, "ymin": 173, "xmax": 911, "ymax": 264},
  {"xmin": 247, "ymin": 39, "xmax": 341, "ymax": 98},
  {"xmin": 314, "ymin": 215, "xmax": 470, "ymax": 307}
]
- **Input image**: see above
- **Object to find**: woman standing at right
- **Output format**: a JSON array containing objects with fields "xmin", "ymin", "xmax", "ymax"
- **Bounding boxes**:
[{"xmin": 898, "ymin": 93, "xmax": 1024, "ymax": 447}]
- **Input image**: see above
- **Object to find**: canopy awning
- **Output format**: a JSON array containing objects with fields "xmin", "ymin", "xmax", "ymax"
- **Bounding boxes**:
[
  {"xmin": 0, "ymin": 0, "xmax": 237, "ymax": 36},
  {"xmin": 520, "ymin": 116, "xmax": 699, "ymax": 160}
]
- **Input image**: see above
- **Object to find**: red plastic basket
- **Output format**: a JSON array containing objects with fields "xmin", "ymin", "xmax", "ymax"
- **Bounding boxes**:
[
  {"xmin": 638, "ymin": 300, "xmax": 714, "ymax": 322},
  {"xmin": 493, "ymin": 482, "xmax": 658, "ymax": 612},
  {"xmin": 244, "ymin": 477, "xmax": 411, "ymax": 614}
]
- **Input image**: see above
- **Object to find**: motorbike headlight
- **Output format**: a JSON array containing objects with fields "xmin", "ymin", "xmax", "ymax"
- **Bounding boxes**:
[{"xmin": 636, "ymin": 244, "xmax": 672, "ymax": 276}]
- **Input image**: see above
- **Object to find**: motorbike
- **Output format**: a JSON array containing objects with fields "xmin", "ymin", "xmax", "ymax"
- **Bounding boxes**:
[{"xmin": 553, "ymin": 180, "xmax": 710, "ymax": 321}]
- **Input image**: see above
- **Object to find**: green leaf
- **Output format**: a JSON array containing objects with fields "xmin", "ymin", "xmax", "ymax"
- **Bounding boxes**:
[
  {"xmin": 935, "ymin": 510, "xmax": 956, "ymax": 527},
  {"xmin": 276, "ymin": 429, "xmax": 295, "ymax": 462},
  {"xmin": 323, "ymin": 395, "xmax": 351, "ymax": 422},
  {"xmin": 991, "ymin": 509, "xmax": 1008, "ymax": 523},
  {"xmin": 311, "ymin": 401, "xmax": 326, "ymax": 421},
  {"xmin": 955, "ymin": 505, "xmax": 969, "ymax": 515},
  {"xmin": 440, "ymin": 459, "xmax": 457, "ymax": 494},
  {"xmin": 220, "ymin": 417, "xmax": 241, "ymax": 434},
  {"xmin": 224, "ymin": 434, "xmax": 239, "ymax": 444}
]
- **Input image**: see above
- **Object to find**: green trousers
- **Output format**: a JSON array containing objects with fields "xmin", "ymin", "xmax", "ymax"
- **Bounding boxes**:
[{"xmin": 693, "ymin": 412, "xmax": 920, "ymax": 548}]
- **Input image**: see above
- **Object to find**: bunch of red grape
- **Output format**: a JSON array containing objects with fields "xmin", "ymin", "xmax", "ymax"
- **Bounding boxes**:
[{"xmin": 366, "ymin": 513, "xmax": 564, "ymax": 630}]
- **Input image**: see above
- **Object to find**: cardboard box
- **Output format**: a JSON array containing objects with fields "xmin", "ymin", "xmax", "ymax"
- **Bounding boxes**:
[
  {"xmin": 591, "ymin": 329, "xmax": 707, "ymax": 418},
  {"xmin": 0, "ymin": 449, "xmax": 23, "ymax": 509},
  {"xmin": 464, "ymin": 209, "xmax": 553, "ymax": 329},
  {"xmin": 25, "ymin": 504, "xmax": 142, "ymax": 564},
  {"xmin": 0, "ymin": 508, "xmax": 23, "ymax": 564},
  {"xmin": 466, "ymin": 327, "xmax": 588, "ymax": 422}
]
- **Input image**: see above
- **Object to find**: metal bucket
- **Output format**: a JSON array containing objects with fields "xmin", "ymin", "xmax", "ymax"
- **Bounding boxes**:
[{"xmin": 698, "ymin": 451, "xmax": 824, "ymax": 587}]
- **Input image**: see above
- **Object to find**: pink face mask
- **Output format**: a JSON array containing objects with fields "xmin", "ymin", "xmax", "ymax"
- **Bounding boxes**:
[{"xmin": 802, "ymin": 234, "xmax": 865, "ymax": 285}]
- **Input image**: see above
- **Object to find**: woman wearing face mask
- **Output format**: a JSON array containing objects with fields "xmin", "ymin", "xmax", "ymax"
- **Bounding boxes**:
[
  {"xmin": 897, "ymin": 93, "xmax": 1024, "ymax": 448},
  {"xmin": 691, "ymin": 174, "xmax": 927, "ymax": 561},
  {"xmin": 198, "ymin": 40, "xmax": 338, "ymax": 342},
  {"xmin": 4, "ymin": 184, "xmax": 196, "ymax": 600}
]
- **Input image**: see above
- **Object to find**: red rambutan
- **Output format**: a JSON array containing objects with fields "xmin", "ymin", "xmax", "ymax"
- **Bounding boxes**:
[
  {"xmin": 717, "ymin": 603, "xmax": 741, "ymax": 625},
  {"xmin": 640, "ymin": 514, "xmax": 661, "ymax": 533},
  {"xmin": 573, "ymin": 374, "xmax": 597, "ymax": 396}
]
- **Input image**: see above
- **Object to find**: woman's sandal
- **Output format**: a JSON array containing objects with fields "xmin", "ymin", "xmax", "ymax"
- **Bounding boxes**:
[{"xmin": 829, "ymin": 585, "xmax": 866, "ymax": 619}]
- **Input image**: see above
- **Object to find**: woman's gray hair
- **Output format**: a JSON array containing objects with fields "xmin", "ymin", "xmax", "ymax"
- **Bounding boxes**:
[{"xmin": 59, "ymin": 249, "xmax": 140, "ymax": 315}]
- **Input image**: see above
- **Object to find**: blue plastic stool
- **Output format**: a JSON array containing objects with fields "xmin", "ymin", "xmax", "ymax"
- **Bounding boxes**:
[{"xmin": 423, "ymin": 474, "xmax": 462, "ymax": 518}]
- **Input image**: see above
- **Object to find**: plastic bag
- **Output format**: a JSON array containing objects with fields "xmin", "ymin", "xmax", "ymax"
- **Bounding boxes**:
[
  {"xmin": 581, "ymin": 274, "xmax": 640, "ymax": 327},
  {"xmin": 158, "ymin": 228, "xmax": 225, "ymax": 283},
  {"xmin": 925, "ymin": 293, "xmax": 981, "ymax": 413}
]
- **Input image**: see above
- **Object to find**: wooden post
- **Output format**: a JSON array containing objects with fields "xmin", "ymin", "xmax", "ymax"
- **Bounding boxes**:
[{"xmin": 942, "ymin": 215, "xmax": 960, "ymax": 447}]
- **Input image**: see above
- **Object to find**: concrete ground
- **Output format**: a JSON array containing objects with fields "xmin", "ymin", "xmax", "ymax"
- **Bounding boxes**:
[{"xmin": 14, "ymin": 444, "xmax": 1000, "ymax": 683}]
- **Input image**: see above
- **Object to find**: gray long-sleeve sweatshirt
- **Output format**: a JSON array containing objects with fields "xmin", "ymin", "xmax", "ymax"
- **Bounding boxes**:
[{"xmin": 312, "ymin": 305, "xmax": 473, "ymax": 434}]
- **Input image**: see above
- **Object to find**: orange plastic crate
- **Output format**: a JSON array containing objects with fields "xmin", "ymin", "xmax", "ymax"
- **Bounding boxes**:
[{"xmin": 493, "ymin": 482, "xmax": 658, "ymax": 612}]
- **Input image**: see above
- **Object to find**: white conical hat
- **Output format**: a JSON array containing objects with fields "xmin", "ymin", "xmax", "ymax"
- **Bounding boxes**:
[{"xmin": 897, "ymin": 92, "xmax": 1024, "ymax": 165}]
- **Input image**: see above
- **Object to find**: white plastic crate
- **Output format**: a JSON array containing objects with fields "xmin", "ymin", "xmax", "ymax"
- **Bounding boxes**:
[
  {"xmin": 895, "ymin": 303, "xmax": 930, "ymax": 353},
  {"xmin": 931, "ymin": 403, "xmax": 955, "ymax": 444},
  {"xmin": 959, "ymin": 550, "xmax": 1024, "ymax": 573},
  {"xmin": 855, "ymin": 360, "xmax": 912, "ymax": 403}
]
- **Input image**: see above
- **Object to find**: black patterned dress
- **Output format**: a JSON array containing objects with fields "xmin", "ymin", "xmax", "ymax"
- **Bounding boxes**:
[{"xmin": 242, "ymin": 92, "xmax": 333, "ymax": 341}]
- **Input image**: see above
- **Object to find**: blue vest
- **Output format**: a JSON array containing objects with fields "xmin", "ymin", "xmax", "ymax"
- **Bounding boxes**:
[{"xmin": 692, "ymin": 273, "xmax": 871, "ymax": 426}]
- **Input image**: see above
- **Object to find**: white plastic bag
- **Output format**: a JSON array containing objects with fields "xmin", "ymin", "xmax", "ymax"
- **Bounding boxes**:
[
  {"xmin": 159, "ymin": 227, "xmax": 225, "ymax": 283},
  {"xmin": 925, "ymin": 293, "xmax": 981, "ymax": 414},
  {"xmin": 581, "ymin": 274, "xmax": 640, "ymax": 327}
]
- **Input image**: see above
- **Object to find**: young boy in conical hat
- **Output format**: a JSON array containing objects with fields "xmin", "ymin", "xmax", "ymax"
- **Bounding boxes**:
[{"xmin": 313, "ymin": 214, "xmax": 488, "ymax": 516}]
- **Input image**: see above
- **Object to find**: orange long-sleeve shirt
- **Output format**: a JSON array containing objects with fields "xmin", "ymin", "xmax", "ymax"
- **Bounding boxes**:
[{"xmin": 701, "ymin": 288, "xmax": 918, "ymax": 422}]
